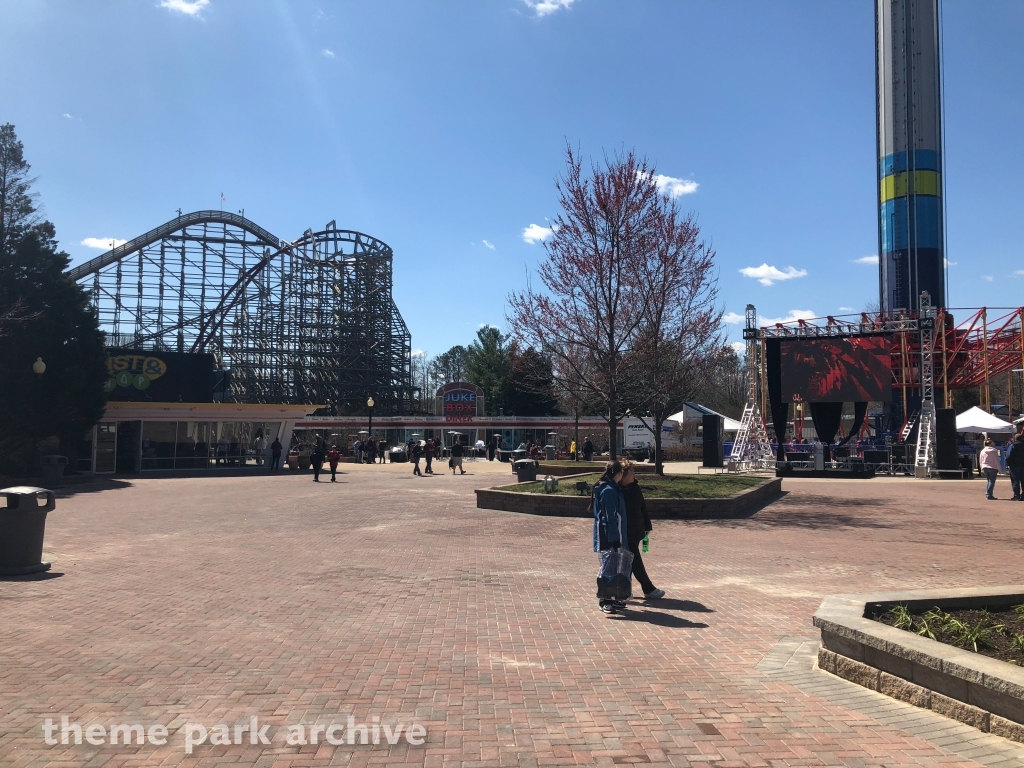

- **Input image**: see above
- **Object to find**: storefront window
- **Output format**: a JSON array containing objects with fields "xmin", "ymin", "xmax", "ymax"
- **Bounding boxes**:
[
  {"xmin": 141, "ymin": 421, "xmax": 176, "ymax": 470},
  {"xmin": 128, "ymin": 421, "xmax": 284, "ymax": 470}
]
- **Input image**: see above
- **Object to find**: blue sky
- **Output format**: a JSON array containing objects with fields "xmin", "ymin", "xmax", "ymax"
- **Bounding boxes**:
[{"xmin": 2, "ymin": 0, "xmax": 1023, "ymax": 359}]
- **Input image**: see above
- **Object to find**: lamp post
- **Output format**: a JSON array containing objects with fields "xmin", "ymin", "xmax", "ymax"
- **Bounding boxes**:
[{"xmin": 367, "ymin": 397, "xmax": 375, "ymax": 438}]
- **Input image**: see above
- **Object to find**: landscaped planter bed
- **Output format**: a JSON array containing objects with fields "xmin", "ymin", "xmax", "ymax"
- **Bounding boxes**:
[
  {"xmin": 475, "ymin": 474, "xmax": 781, "ymax": 519},
  {"xmin": 813, "ymin": 587, "xmax": 1024, "ymax": 743},
  {"xmin": 872, "ymin": 603, "xmax": 1024, "ymax": 666}
]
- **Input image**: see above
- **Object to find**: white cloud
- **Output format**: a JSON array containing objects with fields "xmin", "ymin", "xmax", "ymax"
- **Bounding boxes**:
[
  {"xmin": 945, "ymin": 259, "xmax": 957, "ymax": 267},
  {"xmin": 482, "ymin": 239, "xmax": 495, "ymax": 250},
  {"xmin": 159, "ymin": 0, "xmax": 209, "ymax": 15},
  {"xmin": 523, "ymin": 0, "xmax": 575, "ymax": 16},
  {"xmin": 1015, "ymin": 270, "xmax": 1024, "ymax": 277},
  {"xmin": 838, "ymin": 306, "xmax": 854, "ymax": 312},
  {"xmin": 722, "ymin": 312, "xmax": 745, "ymax": 324},
  {"xmin": 322, "ymin": 49, "xmax": 335, "ymax": 58},
  {"xmin": 982, "ymin": 275, "xmax": 994, "ymax": 282},
  {"xmin": 82, "ymin": 237, "xmax": 127, "ymax": 250},
  {"xmin": 412, "ymin": 349, "xmax": 426, "ymax": 358},
  {"xmin": 522, "ymin": 223, "xmax": 553, "ymax": 245},
  {"xmin": 62, "ymin": 113, "xmax": 75, "ymax": 120},
  {"xmin": 653, "ymin": 174, "xmax": 698, "ymax": 198},
  {"xmin": 853, "ymin": 255, "xmax": 879, "ymax": 265},
  {"xmin": 759, "ymin": 309, "xmax": 818, "ymax": 326},
  {"xmin": 739, "ymin": 263, "xmax": 807, "ymax": 286},
  {"xmin": 729, "ymin": 341, "xmax": 746, "ymax": 355}
]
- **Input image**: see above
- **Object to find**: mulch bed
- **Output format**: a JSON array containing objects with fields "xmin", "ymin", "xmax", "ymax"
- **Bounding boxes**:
[{"xmin": 871, "ymin": 604, "xmax": 1024, "ymax": 665}]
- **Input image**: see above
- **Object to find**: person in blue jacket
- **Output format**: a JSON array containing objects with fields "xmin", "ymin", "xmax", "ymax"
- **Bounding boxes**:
[{"xmin": 593, "ymin": 459, "xmax": 628, "ymax": 614}]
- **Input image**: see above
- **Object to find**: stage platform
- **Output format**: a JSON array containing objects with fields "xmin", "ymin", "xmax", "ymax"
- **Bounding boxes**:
[{"xmin": 775, "ymin": 465, "xmax": 876, "ymax": 480}]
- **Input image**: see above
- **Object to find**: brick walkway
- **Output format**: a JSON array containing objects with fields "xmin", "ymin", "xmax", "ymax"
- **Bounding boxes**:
[{"xmin": 3, "ymin": 462, "xmax": 1024, "ymax": 767}]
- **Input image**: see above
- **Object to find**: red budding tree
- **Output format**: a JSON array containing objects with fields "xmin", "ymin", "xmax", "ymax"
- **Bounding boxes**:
[
  {"xmin": 624, "ymin": 203, "xmax": 723, "ymax": 474},
  {"xmin": 509, "ymin": 147, "xmax": 665, "ymax": 459}
]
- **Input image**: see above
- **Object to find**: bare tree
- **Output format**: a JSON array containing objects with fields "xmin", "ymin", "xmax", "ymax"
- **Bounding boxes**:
[
  {"xmin": 622, "ymin": 207, "xmax": 722, "ymax": 474},
  {"xmin": 508, "ymin": 146, "xmax": 660, "ymax": 458}
]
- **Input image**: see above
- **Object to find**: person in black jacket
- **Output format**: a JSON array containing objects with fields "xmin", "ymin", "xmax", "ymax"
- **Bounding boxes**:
[
  {"xmin": 1006, "ymin": 430, "xmax": 1024, "ymax": 501},
  {"xmin": 619, "ymin": 462, "xmax": 664, "ymax": 600},
  {"xmin": 450, "ymin": 437, "xmax": 466, "ymax": 474},
  {"xmin": 310, "ymin": 445, "xmax": 325, "ymax": 482}
]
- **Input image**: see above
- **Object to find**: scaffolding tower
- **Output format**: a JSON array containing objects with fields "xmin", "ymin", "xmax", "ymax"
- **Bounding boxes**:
[
  {"xmin": 730, "ymin": 304, "xmax": 774, "ymax": 471},
  {"xmin": 68, "ymin": 211, "xmax": 417, "ymax": 413}
]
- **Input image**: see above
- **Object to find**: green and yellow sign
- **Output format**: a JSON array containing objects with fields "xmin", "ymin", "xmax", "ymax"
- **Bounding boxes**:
[{"xmin": 104, "ymin": 353, "xmax": 168, "ymax": 393}]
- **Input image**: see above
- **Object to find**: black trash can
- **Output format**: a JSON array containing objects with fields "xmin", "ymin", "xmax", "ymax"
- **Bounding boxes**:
[
  {"xmin": 0, "ymin": 486, "xmax": 55, "ymax": 575},
  {"xmin": 545, "ymin": 445, "xmax": 556, "ymax": 461},
  {"xmin": 41, "ymin": 455, "xmax": 68, "ymax": 489},
  {"xmin": 514, "ymin": 459, "xmax": 538, "ymax": 482}
]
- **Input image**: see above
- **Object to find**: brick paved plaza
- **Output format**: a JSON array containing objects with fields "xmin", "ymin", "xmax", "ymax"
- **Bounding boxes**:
[{"xmin": 3, "ymin": 462, "xmax": 1024, "ymax": 767}]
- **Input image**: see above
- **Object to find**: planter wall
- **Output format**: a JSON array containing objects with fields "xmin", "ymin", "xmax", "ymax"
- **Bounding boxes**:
[
  {"xmin": 475, "ymin": 476, "xmax": 782, "ymax": 519},
  {"xmin": 813, "ymin": 587, "xmax": 1024, "ymax": 743}
]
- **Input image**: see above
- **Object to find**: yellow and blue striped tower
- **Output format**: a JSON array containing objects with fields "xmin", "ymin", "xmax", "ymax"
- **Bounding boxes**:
[{"xmin": 876, "ymin": 0, "xmax": 946, "ymax": 312}]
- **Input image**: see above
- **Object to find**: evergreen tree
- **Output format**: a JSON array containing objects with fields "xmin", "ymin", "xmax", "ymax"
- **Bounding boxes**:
[
  {"xmin": 0, "ymin": 124, "xmax": 107, "ymax": 474},
  {"xmin": 464, "ymin": 326, "xmax": 513, "ymax": 415}
]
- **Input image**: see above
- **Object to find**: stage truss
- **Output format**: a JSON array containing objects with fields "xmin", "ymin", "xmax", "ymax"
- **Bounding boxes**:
[
  {"xmin": 69, "ymin": 211, "xmax": 417, "ymax": 413},
  {"xmin": 743, "ymin": 295, "xmax": 1024, "ymax": 474},
  {"xmin": 756, "ymin": 302, "xmax": 1024, "ymax": 414}
]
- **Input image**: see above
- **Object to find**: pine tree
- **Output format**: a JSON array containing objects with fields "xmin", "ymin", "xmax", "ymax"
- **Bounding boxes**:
[{"xmin": 0, "ymin": 124, "xmax": 107, "ymax": 475}]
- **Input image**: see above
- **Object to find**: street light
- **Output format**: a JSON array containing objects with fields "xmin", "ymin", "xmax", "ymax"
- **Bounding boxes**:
[
  {"xmin": 367, "ymin": 396, "xmax": 375, "ymax": 437},
  {"xmin": 32, "ymin": 357, "xmax": 46, "ymax": 375}
]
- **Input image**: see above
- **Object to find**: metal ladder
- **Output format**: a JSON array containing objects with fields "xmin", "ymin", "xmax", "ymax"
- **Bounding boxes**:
[
  {"xmin": 899, "ymin": 412, "xmax": 918, "ymax": 443},
  {"xmin": 914, "ymin": 292, "xmax": 937, "ymax": 475}
]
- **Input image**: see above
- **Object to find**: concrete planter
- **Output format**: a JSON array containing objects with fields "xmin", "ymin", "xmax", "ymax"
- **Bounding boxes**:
[
  {"xmin": 813, "ymin": 587, "xmax": 1024, "ymax": 743},
  {"xmin": 475, "ymin": 476, "xmax": 782, "ymax": 520}
]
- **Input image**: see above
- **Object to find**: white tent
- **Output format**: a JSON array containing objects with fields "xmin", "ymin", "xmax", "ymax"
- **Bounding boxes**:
[
  {"xmin": 955, "ymin": 406, "xmax": 1015, "ymax": 434},
  {"xmin": 668, "ymin": 404, "xmax": 742, "ymax": 432}
]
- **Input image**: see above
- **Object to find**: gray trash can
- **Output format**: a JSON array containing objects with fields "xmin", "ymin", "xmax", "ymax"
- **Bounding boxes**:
[
  {"xmin": 41, "ymin": 455, "xmax": 68, "ymax": 489},
  {"xmin": 0, "ymin": 486, "xmax": 55, "ymax": 575},
  {"xmin": 514, "ymin": 459, "xmax": 538, "ymax": 482},
  {"xmin": 545, "ymin": 445, "xmax": 556, "ymax": 461}
]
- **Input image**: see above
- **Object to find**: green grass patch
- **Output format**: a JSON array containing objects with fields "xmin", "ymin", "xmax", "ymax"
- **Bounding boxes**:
[{"xmin": 495, "ymin": 473, "xmax": 762, "ymax": 499}]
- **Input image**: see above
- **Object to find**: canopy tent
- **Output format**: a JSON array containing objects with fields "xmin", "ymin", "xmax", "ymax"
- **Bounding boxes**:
[
  {"xmin": 955, "ymin": 406, "xmax": 1015, "ymax": 434},
  {"xmin": 668, "ymin": 405, "xmax": 742, "ymax": 432}
]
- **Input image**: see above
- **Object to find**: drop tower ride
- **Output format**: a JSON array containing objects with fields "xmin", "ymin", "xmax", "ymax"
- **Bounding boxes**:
[{"xmin": 876, "ymin": 0, "xmax": 946, "ymax": 313}]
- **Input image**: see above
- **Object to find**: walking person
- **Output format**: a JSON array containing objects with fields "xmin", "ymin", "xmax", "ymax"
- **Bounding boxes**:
[
  {"xmin": 310, "ymin": 444, "xmax": 325, "ymax": 482},
  {"xmin": 980, "ymin": 438, "xmax": 1001, "ymax": 500},
  {"xmin": 327, "ymin": 444, "xmax": 341, "ymax": 482},
  {"xmin": 1005, "ymin": 430, "xmax": 1024, "ymax": 501},
  {"xmin": 450, "ymin": 437, "xmax": 466, "ymax": 475},
  {"xmin": 424, "ymin": 439, "xmax": 435, "ymax": 474},
  {"xmin": 592, "ymin": 460, "xmax": 629, "ymax": 614},
  {"xmin": 487, "ymin": 434, "xmax": 497, "ymax": 462},
  {"xmin": 619, "ymin": 462, "xmax": 665, "ymax": 600},
  {"xmin": 270, "ymin": 437, "xmax": 283, "ymax": 471},
  {"xmin": 412, "ymin": 440, "xmax": 423, "ymax": 476},
  {"xmin": 583, "ymin": 437, "xmax": 594, "ymax": 462}
]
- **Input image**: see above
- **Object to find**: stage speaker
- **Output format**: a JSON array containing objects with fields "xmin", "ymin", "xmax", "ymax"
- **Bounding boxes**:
[
  {"xmin": 702, "ymin": 414, "xmax": 723, "ymax": 468},
  {"xmin": 890, "ymin": 444, "xmax": 907, "ymax": 463},
  {"xmin": 935, "ymin": 408, "xmax": 958, "ymax": 470},
  {"xmin": 863, "ymin": 449, "xmax": 890, "ymax": 464}
]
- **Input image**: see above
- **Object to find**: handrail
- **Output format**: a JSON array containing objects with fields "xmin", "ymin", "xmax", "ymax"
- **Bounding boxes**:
[{"xmin": 67, "ymin": 211, "xmax": 283, "ymax": 282}]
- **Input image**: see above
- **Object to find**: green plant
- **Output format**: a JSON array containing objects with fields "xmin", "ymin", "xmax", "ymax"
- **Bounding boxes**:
[
  {"xmin": 1013, "ymin": 604, "xmax": 1024, "ymax": 619},
  {"xmin": 955, "ymin": 619, "xmax": 1005, "ymax": 653},
  {"xmin": 888, "ymin": 604, "xmax": 913, "ymax": 630},
  {"xmin": 915, "ymin": 615, "xmax": 937, "ymax": 640},
  {"xmin": 1010, "ymin": 634, "xmax": 1024, "ymax": 654}
]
